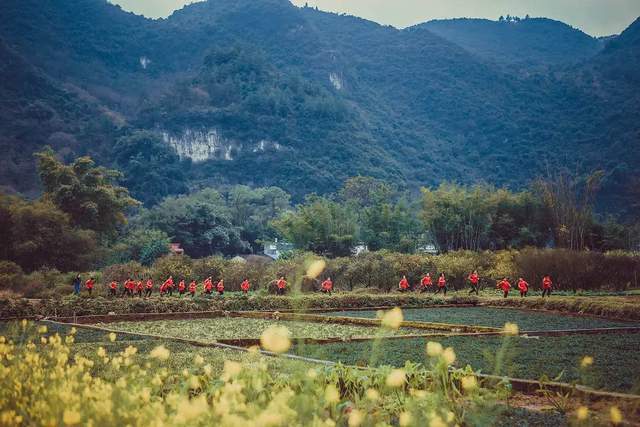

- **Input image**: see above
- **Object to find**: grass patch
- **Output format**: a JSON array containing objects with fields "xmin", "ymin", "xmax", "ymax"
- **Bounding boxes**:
[
  {"xmin": 293, "ymin": 332, "xmax": 640, "ymax": 393},
  {"xmin": 98, "ymin": 317, "xmax": 428, "ymax": 341},
  {"xmin": 321, "ymin": 307, "xmax": 639, "ymax": 330}
]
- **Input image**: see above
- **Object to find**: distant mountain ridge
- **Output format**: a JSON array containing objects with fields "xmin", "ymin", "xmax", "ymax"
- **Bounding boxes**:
[
  {"xmin": 419, "ymin": 17, "xmax": 604, "ymax": 70},
  {"xmin": 0, "ymin": 0, "xmax": 638, "ymax": 213}
]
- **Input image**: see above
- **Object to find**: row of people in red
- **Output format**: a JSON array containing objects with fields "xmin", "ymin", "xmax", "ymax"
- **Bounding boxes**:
[
  {"xmin": 398, "ymin": 272, "xmax": 554, "ymax": 297},
  {"xmin": 105, "ymin": 276, "xmax": 291, "ymax": 297}
]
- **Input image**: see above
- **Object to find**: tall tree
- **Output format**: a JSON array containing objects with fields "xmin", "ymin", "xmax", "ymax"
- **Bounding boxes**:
[{"xmin": 35, "ymin": 148, "xmax": 139, "ymax": 238}]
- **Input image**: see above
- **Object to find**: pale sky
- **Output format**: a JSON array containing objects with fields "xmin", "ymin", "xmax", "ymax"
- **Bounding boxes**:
[{"xmin": 111, "ymin": 0, "xmax": 640, "ymax": 36}]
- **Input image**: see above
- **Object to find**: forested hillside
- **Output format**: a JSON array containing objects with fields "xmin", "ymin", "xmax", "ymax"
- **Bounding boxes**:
[{"xmin": 0, "ymin": 0, "xmax": 638, "ymax": 213}]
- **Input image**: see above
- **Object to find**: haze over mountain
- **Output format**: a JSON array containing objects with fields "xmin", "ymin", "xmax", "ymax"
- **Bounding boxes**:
[{"xmin": 1, "ymin": 0, "xmax": 638, "ymax": 213}]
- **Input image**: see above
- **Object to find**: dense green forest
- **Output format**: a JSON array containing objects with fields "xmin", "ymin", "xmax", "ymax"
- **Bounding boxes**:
[
  {"xmin": 0, "ymin": 0, "xmax": 639, "ymax": 214},
  {"xmin": 1, "ymin": 152, "xmax": 638, "ymax": 283}
]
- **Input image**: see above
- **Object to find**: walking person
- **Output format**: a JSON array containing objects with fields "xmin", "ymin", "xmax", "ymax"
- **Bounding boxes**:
[
  {"xmin": 321, "ymin": 277, "xmax": 333, "ymax": 295},
  {"xmin": 518, "ymin": 277, "xmax": 529, "ymax": 297},
  {"xmin": 468, "ymin": 270, "xmax": 480, "ymax": 295},
  {"xmin": 276, "ymin": 277, "xmax": 287, "ymax": 295},
  {"xmin": 85, "ymin": 277, "xmax": 95, "ymax": 296},
  {"xmin": 398, "ymin": 275, "xmax": 409, "ymax": 292},
  {"xmin": 145, "ymin": 279, "xmax": 153, "ymax": 297},
  {"xmin": 420, "ymin": 273, "xmax": 432, "ymax": 292},
  {"xmin": 498, "ymin": 278, "xmax": 511, "ymax": 298},
  {"xmin": 216, "ymin": 279, "xmax": 224, "ymax": 296},
  {"xmin": 178, "ymin": 280, "xmax": 186, "ymax": 296},
  {"xmin": 542, "ymin": 275, "xmax": 553, "ymax": 297},
  {"xmin": 72, "ymin": 274, "xmax": 81, "ymax": 295},
  {"xmin": 434, "ymin": 273, "xmax": 447, "ymax": 295},
  {"xmin": 204, "ymin": 277, "xmax": 213, "ymax": 295},
  {"xmin": 240, "ymin": 278, "xmax": 250, "ymax": 294},
  {"xmin": 162, "ymin": 276, "xmax": 174, "ymax": 297},
  {"xmin": 136, "ymin": 280, "xmax": 144, "ymax": 297},
  {"xmin": 189, "ymin": 280, "xmax": 197, "ymax": 297},
  {"xmin": 121, "ymin": 278, "xmax": 132, "ymax": 297},
  {"xmin": 109, "ymin": 280, "xmax": 118, "ymax": 297}
]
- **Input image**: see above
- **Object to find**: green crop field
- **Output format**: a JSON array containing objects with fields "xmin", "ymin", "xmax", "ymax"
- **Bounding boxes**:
[
  {"xmin": 292, "ymin": 332, "xmax": 640, "ymax": 393},
  {"xmin": 98, "ymin": 317, "xmax": 430, "ymax": 342},
  {"xmin": 322, "ymin": 307, "xmax": 638, "ymax": 331}
]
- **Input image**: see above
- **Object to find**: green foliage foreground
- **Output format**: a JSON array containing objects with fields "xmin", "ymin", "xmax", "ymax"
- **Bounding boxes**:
[{"xmin": 0, "ymin": 321, "xmax": 509, "ymax": 427}]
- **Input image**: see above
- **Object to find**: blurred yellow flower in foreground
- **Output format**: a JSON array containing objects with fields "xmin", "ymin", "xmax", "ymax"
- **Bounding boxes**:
[
  {"xmin": 260, "ymin": 326, "xmax": 291, "ymax": 354},
  {"xmin": 610, "ymin": 406, "xmax": 623, "ymax": 424},
  {"xmin": 365, "ymin": 388, "xmax": 379, "ymax": 401},
  {"xmin": 580, "ymin": 356, "xmax": 593, "ymax": 368},
  {"xmin": 324, "ymin": 384, "xmax": 340, "ymax": 403},
  {"xmin": 576, "ymin": 406, "xmax": 589, "ymax": 421},
  {"xmin": 461, "ymin": 376, "xmax": 477, "ymax": 391},
  {"xmin": 150, "ymin": 345, "xmax": 170, "ymax": 361},
  {"xmin": 443, "ymin": 347, "xmax": 456, "ymax": 365},
  {"xmin": 348, "ymin": 409, "xmax": 363, "ymax": 426},
  {"xmin": 426, "ymin": 341, "xmax": 443, "ymax": 357},
  {"xmin": 381, "ymin": 307, "xmax": 403, "ymax": 329},
  {"xmin": 399, "ymin": 412, "xmax": 412, "ymax": 426},
  {"xmin": 386, "ymin": 369, "xmax": 406, "ymax": 388},
  {"xmin": 306, "ymin": 259, "xmax": 327, "ymax": 279},
  {"xmin": 503, "ymin": 323, "xmax": 519, "ymax": 336},
  {"xmin": 62, "ymin": 409, "xmax": 81, "ymax": 425},
  {"xmin": 108, "ymin": 332, "xmax": 117, "ymax": 342}
]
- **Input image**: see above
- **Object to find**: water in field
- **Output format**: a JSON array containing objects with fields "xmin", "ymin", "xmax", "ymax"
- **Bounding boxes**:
[{"xmin": 321, "ymin": 307, "xmax": 639, "ymax": 331}]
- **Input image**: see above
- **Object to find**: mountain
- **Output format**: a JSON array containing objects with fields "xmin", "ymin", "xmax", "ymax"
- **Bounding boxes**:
[
  {"xmin": 0, "ymin": 0, "xmax": 638, "ymax": 213},
  {"xmin": 419, "ymin": 17, "xmax": 603, "ymax": 70}
]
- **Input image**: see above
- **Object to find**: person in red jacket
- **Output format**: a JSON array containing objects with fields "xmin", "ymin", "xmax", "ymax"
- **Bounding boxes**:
[
  {"xmin": 121, "ymin": 278, "xmax": 133, "ymax": 297},
  {"xmin": 204, "ymin": 277, "xmax": 213, "ymax": 295},
  {"xmin": 162, "ymin": 276, "xmax": 174, "ymax": 297},
  {"xmin": 85, "ymin": 277, "xmax": 95, "ymax": 296},
  {"xmin": 498, "ymin": 278, "xmax": 511, "ymax": 298},
  {"xmin": 321, "ymin": 277, "xmax": 333, "ymax": 295},
  {"xmin": 434, "ymin": 273, "xmax": 447, "ymax": 295},
  {"xmin": 145, "ymin": 279, "xmax": 153, "ymax": 297},
  {"xmin": 178, "ymin": 280, "xmax": 186, "ymax": 296},
  {"xmin": 127, "ymin": 279, "xmax": 136, "ymax": 297},
  {"xmin": 468, "ymin": 270, "xmax": 480, "ymax": 295},
  {"xmin": 398, "ymin": 275, "xmax": 409, "ymax": 292},
  {"xmin": 240, "ymin": 279, "xmax": 250, "ymax": 294},
  {"xmin": 542, "ymin": 275, "xmax": 553, "ymax": 297},
  {"xmin": 136, "ymin": 280, "xmax": 144, "ymax": 297},
  {"xmin": 276, "ymin": 277, "xmax": 287, "ymax": 295},
  {"xmin": 420, "ymin": 273, "xmax": 433, "ymax": 293},
  {"xmin": 517, "ymin": 278, "xmax": 529, "ymax": 297},
  {"xmin": 109, "ymin": 281, "xmax": 118, "ymax": 297},
  {"xmin": 189, "ymin": 280, "xmax": 197, "ymax": 297},
  {"xmin": 216, "ymin": 279, "xmax": 224, "ymax": 296}
]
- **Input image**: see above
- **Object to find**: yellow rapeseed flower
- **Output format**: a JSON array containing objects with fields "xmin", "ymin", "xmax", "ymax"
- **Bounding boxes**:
[
  {"xmin": 193, "ymin": 354, "xmax": 204, "ymax": 366},
  {"xmin": 461, "ymin": 376, "xmax": 477, "ymax": 391},
  {"xmin": 97, "ymin": 347, "xmax": 106, "ymax": 358},
  {"xmin": 576, "ymin": 406, "xmax": 589, "ymax": 421},
  {"xmin": 580, "ymin": 356, "xmax": 593, "ymax": 368},
  {"xmin": 429, "ymin": 414, "xmax": 446, "ymax": 427},
  {"xmin": 260, "ymin": 326, "xmax": 291, "ymax": 354},
  {"xmin": 610, "ymin": 406, "xmax": 623, "ymax": 425},
  {"xmin": 150, "ymin": 345, "xmax": 170, "ymax": 361},
  {"xmin": 108, "ymin": 333, "xmax": 116, "ymax": 342},
  {"xmin": 324, "ymin": 384, "xmax": 340, "ymax": 403},
  {"xmin": 443, "ymin": 347, "xmax": 456, "ymax": 365},
  {"xmin": 426, "ymin": 341, "xmax": 443, "ymax": 357},
  {"xmin": 381, "ymin": 307, "xmax": 403, "ymax": 329},
  {"xmin": 365, "ymin": 388, "xmax": 379, "ymax": 401},
  {"xmin": 348, "ymin": 409, "xmax": 364, "ymax": 427},
  {"xmin": 222, "ymin": 360, "xmax": 242, "ymax": 380},
  {"xmin": 307, "ymin": 259, "xmax": 327, "ymax": 279},
  {"xmin": 38, "ymin": 325, "xmax": 47, "ymax": 334},
  {"xmin": 386, "ymin": 369, "xmax": 406, "ymax": 388},
  {"xmin": 62, "ymin": 409, "xmax": 81, "ymax": 425},
  {"xmin": 503, "ymin": 323, "xmax": 519, "ymax": 336},
  {"xmin": 399, "ymin": 412, "xmax": 412, "ymax": 426}
]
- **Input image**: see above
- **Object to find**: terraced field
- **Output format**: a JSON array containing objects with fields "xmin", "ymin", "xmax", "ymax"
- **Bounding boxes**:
[{"xmin": 322, "ymin": 307, "xmax": 638, "ymax": 331}]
